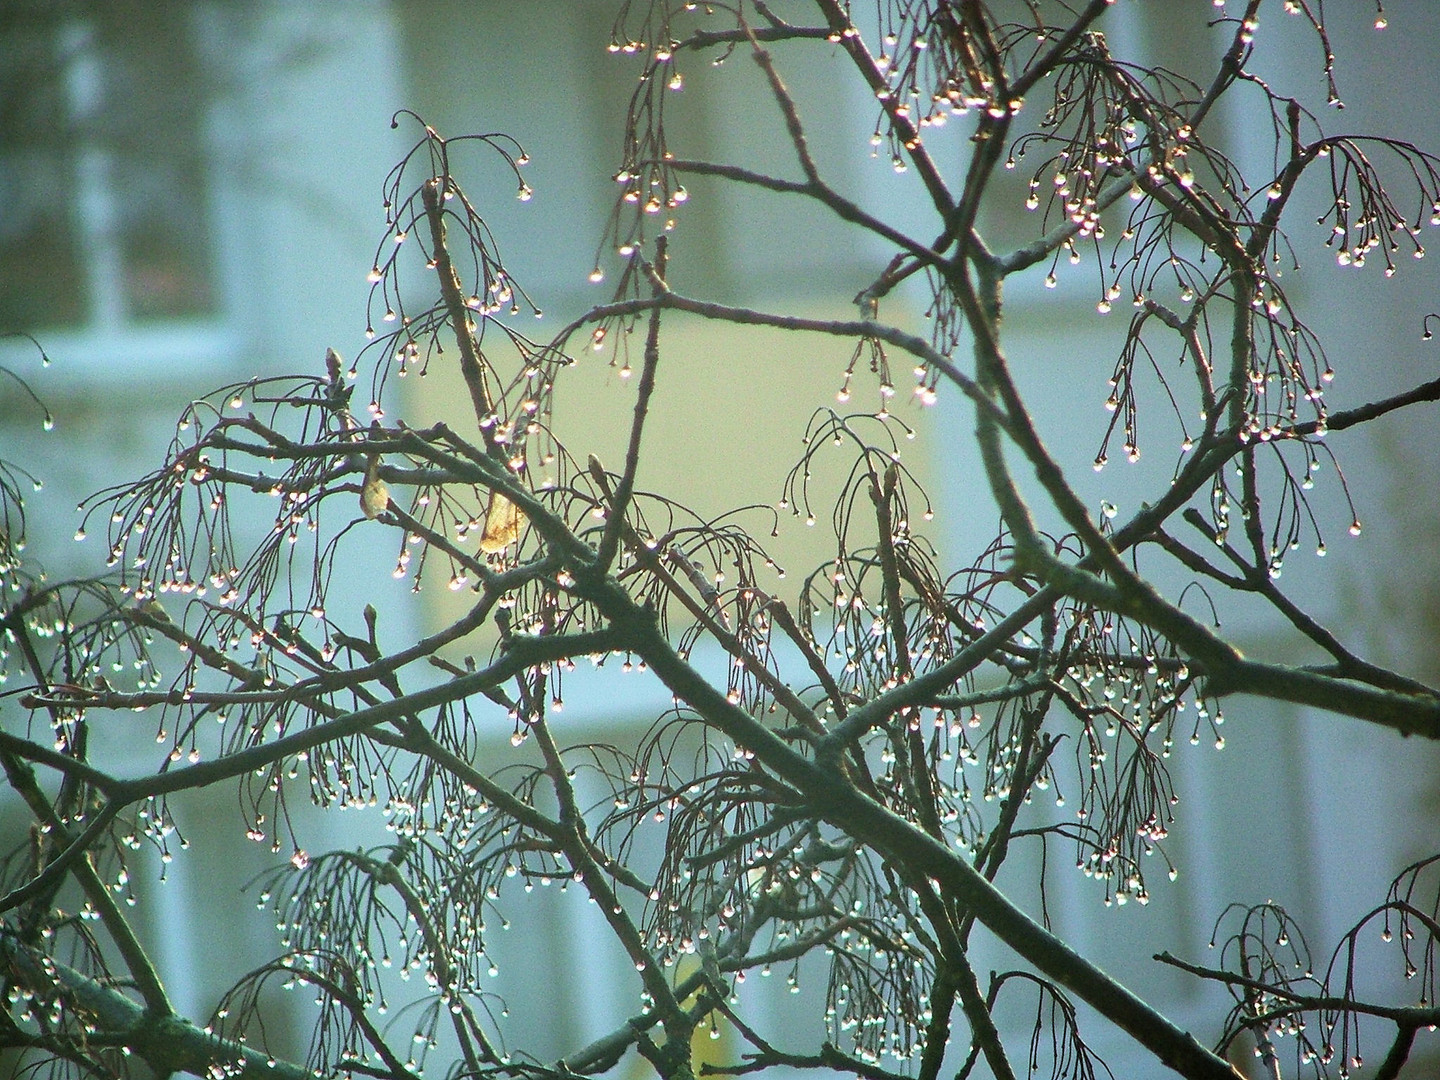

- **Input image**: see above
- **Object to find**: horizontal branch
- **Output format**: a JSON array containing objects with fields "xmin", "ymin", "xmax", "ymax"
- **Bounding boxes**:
[
  {"xmin": 553, "ymin": 292, "xmax": 1010, "ymax": 436},
  {"xmin": 1155, "ymin": 950, "xmax": 1440, "ymax": 1027},
  {"xmin": 1284, "ymin": 374, "xmax": 1440, "ymax": 437},
  {"xmin": 1204, "ymin": 657, "xmax": 1440, "ymax": 739},
  {"xmin": 101, "ymin": 629, "xmax": 618, "ymax": 803},
  {"xmin": 665, "ymin": 158, "xmax": 947, "ymax": 267}
]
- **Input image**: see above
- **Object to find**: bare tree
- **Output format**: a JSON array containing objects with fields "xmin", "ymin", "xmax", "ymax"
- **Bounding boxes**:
[{"xmin": 5, "ymin": 4, "xmax": 1440, "ymax": 1080}]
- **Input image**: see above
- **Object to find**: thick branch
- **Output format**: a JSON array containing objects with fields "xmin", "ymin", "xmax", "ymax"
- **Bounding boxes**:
[
  {"xmin": 582, "ymin": 583, "xmax": 1240, "ymax": 1080},
  {"xmin": 1, "ymin": 934, "xmax": 309, "ymax": 1080}
]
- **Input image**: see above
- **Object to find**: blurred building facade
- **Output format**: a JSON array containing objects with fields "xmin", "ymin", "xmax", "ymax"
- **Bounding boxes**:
[{"xmin": 3, "ymin": 2, "xmax": 1439, "ymax": 1076}]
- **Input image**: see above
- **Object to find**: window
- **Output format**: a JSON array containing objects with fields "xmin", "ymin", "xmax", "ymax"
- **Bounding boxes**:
[{"xmin": 0, "ymin": 2, "xmax": 223, "ymax": 364}]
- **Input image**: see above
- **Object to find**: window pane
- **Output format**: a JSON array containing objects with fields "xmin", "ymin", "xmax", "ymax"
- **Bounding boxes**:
[
  {"xmin": 0, "ymin": 1, "xmax": 215, "ymax": 331},
  {"xmin": 0, "ymin": 10, "xmax": 86, "ymax": 330},
  {"xmin": 99, "ymin": 1, "xmax": 214, "ymax": 321}
]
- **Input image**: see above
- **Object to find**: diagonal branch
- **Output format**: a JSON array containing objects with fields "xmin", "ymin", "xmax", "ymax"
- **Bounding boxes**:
[
  {"xmin": 594, "ymin": 601, "xmax": 1242, "ymax": 1080},
  {"xmin": 0, "ymin": 933, "xmax": 311, "ymax": 1080}
]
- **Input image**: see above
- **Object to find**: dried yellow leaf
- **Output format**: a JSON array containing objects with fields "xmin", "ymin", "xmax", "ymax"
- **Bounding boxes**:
[
  {"xmin": 360, "ymin": 456, "xmax": 389, "ymax": 520},
  {"xmin": 479, "ymin": 490, "xmax": 524, "ymax": 553}
]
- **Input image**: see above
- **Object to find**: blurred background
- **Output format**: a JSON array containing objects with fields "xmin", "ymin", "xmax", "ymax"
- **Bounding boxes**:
[{"xmin": 3, "ymin": 2, "xmax": 1439, "ymax": 1076}]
